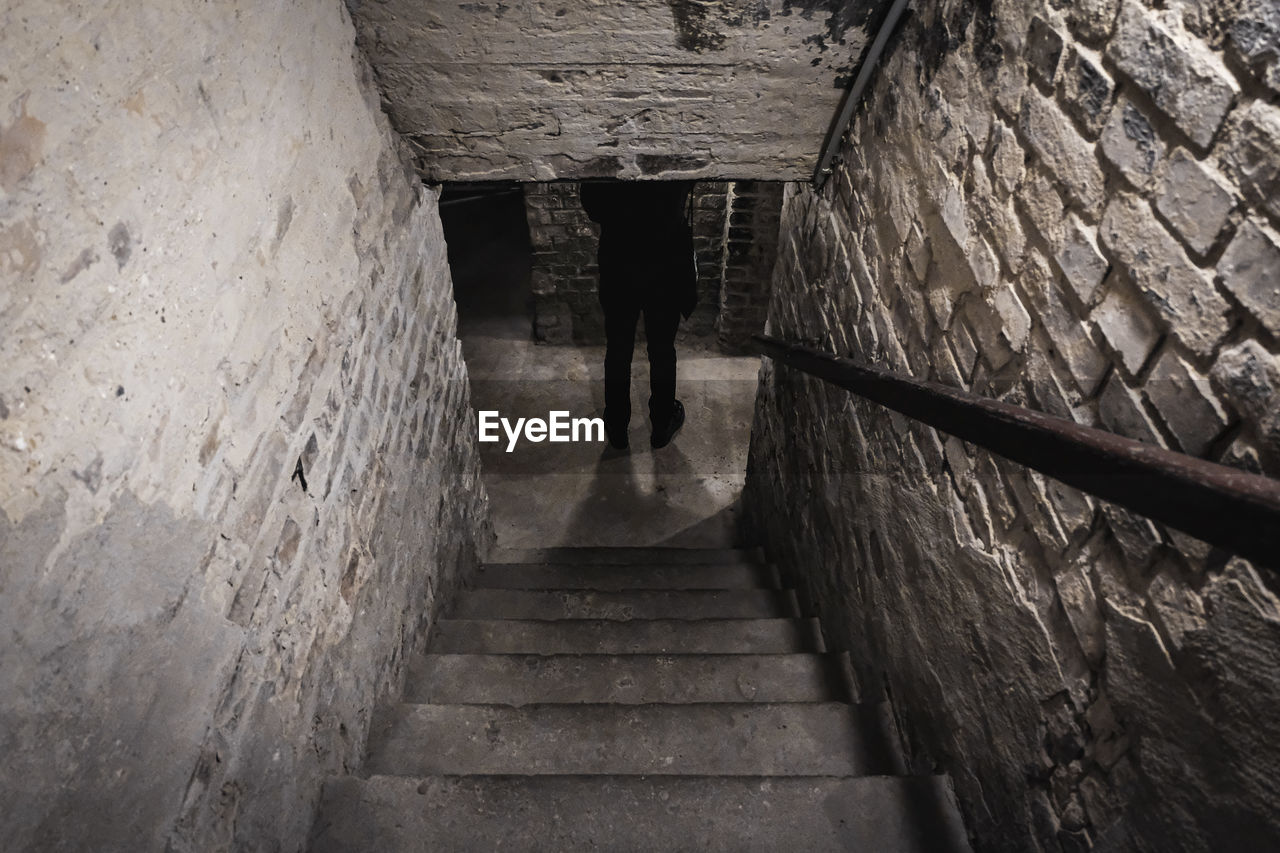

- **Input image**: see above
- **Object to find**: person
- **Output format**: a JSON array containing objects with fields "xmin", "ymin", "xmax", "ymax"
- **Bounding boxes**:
[{"xmin": 579, "ymin": 179, "xmax": 697, "ymax": 451}]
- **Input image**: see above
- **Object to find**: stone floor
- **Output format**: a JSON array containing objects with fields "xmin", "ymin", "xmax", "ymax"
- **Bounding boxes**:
[
  {"xmin": 441, "ymin": 187, "xmax": 760, "ymax": 550},
  {"xmin": 463, "ymin": 331, "xmax": 759, "ymax": 548}
]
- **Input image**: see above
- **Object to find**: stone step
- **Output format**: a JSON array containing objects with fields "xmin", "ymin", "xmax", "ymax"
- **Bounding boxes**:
[
  {"xmin": 450, "ymin": 589, "xmax": 793, "ymax": 620},
  {"xmin": 488, "ymin": 547, "xmax": 763, "ymax": 565},
  {"xmin": 311, "ymin": 774, "xmax": 973, "ymax": 853},
  {"xmin": 365, "ymin": 702, "xmax": 879, "ymax": 777},
  {"xmin": 473, "ymin": 560, "xmax": 775, "ymax": 590},
  {"xmin": 407, "ymin": 654, "xmax": 843, "ymax": 704},
  {"xmin": 431, "ymin": 618, "xmax": 824, "ymax": 654}
]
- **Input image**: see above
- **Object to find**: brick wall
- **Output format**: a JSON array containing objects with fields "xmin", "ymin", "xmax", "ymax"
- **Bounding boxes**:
[
  {"xmin": 717, "ymin": 181, "xmax": 785, "ymax": 351},
  {"xmin": 689, "ymin": 182, "xmax": 733, "ymax": 338},
  {"xmin": 747, "ymin": 0, "xmax": 1280, "ymax": 850},
  {"xmin": 526, "ymin": 183, "xmax": 601, "ymax": 344},
  {"xmin": 0, "ymin": 2, "xmax": 489, "ymax": 850}
]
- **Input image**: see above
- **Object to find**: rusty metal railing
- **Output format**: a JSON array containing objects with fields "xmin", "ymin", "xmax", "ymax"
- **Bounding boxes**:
[
  {"xmin": 752, "ymin": 334, "xmax": 1280, "ymax": 568},
  {"xmin": 813, "ymin": 0, "xmax": 912, "ymax": 189}
]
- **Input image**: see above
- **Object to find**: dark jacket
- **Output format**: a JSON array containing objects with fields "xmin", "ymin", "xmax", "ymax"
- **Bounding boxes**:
[{"xmin": 579, "ymin": 180, "xmax": 697, "ymax": 318}]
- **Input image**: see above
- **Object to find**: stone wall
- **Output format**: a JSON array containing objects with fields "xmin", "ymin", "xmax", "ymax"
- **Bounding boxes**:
[
  {"xmin": 0, "ymin": 1, "xmax": 489, "ymax": 850},
  {"xmin": 746, "ymin": 0, "xmax": 1280, "ymax": 851},
  {"xmin": 526, "ymin": 183, "xmax": 602, "ymax": 344},
  {"xmin": 525, "ymin": 182, "xmax": 729, "ymax": 344},
  {"xmin": 689, "ymin": 182, "xmax": 734, "ymax": 338},
  {"xmin": 717, "ymin": 181, "xmax": 785, "ymax": 351},
  {"xmin": 348, "ymin": 0, "xmax": 885, "ymax": 181}
]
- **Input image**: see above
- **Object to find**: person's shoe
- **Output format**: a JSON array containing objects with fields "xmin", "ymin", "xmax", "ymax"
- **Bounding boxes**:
[
  {"xmin": 650, "ymin": 400, "xmax": 685, "ymax": 449},
  {"xmin": 605, "ymin": 423, "xmax": 629, "ymax": 450}
]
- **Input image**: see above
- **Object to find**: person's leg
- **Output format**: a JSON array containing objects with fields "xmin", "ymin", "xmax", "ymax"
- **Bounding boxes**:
[
  {"xmin": 602, "ymin": 295, "xmax": 641, "ymax": 446},
  {"xmin": 643, "ymin": 300, "xmax": 681, "ymax": 432}
]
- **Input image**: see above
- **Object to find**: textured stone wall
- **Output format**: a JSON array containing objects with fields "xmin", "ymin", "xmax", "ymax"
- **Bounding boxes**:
[
  {"xmin": 690, "ymin": 182, "xmax": 734, "ymax": 338},
  {"xmin": 348, "ymin": 0, "xmax": 886, "ymax": 181},
  {"xmin": 717, "ymin": 181, "xmax": 785, "ymax": 351},
  {"xmin": 524, "ymin": 182, "xmax": 728, "ymax": 344},
  {"xmin": 0, "ymin": 2, "xmax": 489, "ymax": 850},
  {"xmin": 526, "ymin": 183, "xmax": 602, "ymax": 344},
  {"xmin": 746, "ymin": 0, "xmax": 1280, "ymax": 850}
]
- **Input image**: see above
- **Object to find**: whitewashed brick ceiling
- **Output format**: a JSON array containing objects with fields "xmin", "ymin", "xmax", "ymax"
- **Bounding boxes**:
[{"xmin": 348, "ymin": 0, "xmax": 889, "ymax": 181}]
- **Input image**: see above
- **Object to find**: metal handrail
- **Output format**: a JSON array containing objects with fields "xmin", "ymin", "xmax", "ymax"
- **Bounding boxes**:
[
  {"xmin": 812, "ymin": 0, "xmax": 912, "ymax": 189},
  {"xmin": 752, "ymin": 334, "xmax": 1280, "ymax": 569}
]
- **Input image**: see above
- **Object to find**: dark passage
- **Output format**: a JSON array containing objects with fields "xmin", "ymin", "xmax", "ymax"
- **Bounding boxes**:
[{"xmin": 439, "ymin": 182, "xmax": 534, "ymax": 339}]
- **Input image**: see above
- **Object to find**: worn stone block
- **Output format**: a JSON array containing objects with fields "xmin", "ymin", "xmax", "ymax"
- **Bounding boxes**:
[
  {"xmin": 1155, "ymin": 149, "xmax": 1236, "ymax": 256},
  {"xmin": 1227, "ymin": 0, "xmax": 1280, "ymax": 91},
  {"xmin": 1017, "ymin": 167, "xmax": 1070, "ymax": 253},
  {"xmin": 1019, "ymin": 91, "xmax": 1107, "ymax": 214},
  {"xmin": 1059, "ymin": 46, "xmax": 1116, "ymax": 137},
  {"xmin": 1219, "ymin": 219, "xmax": 1280, "ymax": 334},
  {"xmin": 1108, "ymin": 1, "xmax": 1239, "ymax": 148},
  {"xmin": 969, "ymin": 233, "xmax": 1001, "ymax": 293},
  {"xmin": 1098, "ymin": 374, "xmax": 1164, "ymax": 444},
  {"xmin": 1145, "ymin": 349, "xmax": 1229, "ymax": 455},
  {"xmin": 1211, "ymin": 340, "xmax": 1280, "ymax": 457},
  {"xmin": 1057, "ymin": 215, "xmax": 1109, "ymax": 306},
  {"xmin": 1022, "ymin": 253, "xmax": 1110, "ymax": 395},
  {"xmin": 1099, "ymin": 193, "xmax": 1230, "ymax": 358},
  {"xmin": 990, "ymin": 121, "xmax": 1026, "ymax": 198},
  {"xmin": 1221, "ymin": 100, "xmax": 1280, "ymax": 223},
  {"xmin": 1025, "ymin": 341, "xmax": 1079, "ymax": 418},
  {"xmin": 1028, "ymin": 16, "xmax": 1067, "ymax": 87},
  {"xmin": 905, "ymin": 221, "xmax": 931, "ymax": 282},
  {"xmin": 1092, "ymin": 284, "xmax": 1161, "ymax": 376},
  {"xmin": 1101, "ymin": 503, "xmax": 1164, "ymax": 564},
  {"xmin": 1100, "ymin": 98, "xmax": 1167, "ymax": 191},
  {"xmin": 992, "ymin": 282, "xmax": 1032, "ymax": 353},
  {"xmin": 964, "ymin": 300, "xmax": 1015, "ymax": 370},
  {"xmin": 969, "ymin": 157, "xmax": 1027, "ymax": 275},
  {"xmin": 1065, "ymin": 0, "xmax": 1122, "ymax": 44}
]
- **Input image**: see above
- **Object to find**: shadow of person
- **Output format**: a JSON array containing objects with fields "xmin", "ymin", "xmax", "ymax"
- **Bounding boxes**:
[
  {"xmin": 559, "ymin": 440, "xmax": 733, "ymax": 548},
  {"xmin": 650, "ymin": 441, "xmax": 746, "ymax": 548},
  {"xmin": 560, "ymin": 435, "xmax": 716, "ymax": 540}
]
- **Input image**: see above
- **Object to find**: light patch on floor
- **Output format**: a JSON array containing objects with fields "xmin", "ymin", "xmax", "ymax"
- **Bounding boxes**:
[{"xmin": 461, "ymin": 333, "xmax": 760, "ymax": 548}]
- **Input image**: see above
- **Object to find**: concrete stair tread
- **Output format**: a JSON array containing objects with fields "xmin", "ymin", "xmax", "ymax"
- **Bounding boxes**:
[
  {"xmin": 473, "ymin": 561, "xmax": 775, "ymax": 590},
  {"xmin": 407, "ymin": 653, "xmax": 844, "ymax": 704},
  {"xmin": 365, "ymin": 702, "xmax": 880, "ymax": 777},
  {"xmin": 450, "ymin": 588, "xmax": 794, "ymax": 620},
  {"xmin": 310, "ymin": 774, "xmax": 972, "ymax": 853},
  {"xmin": 432, "ymin": 617, "xmax": 824, "ymax": 654},
  {"xmin": 488, "ymin": 547, "xmax": 763, "ymax": 565}
]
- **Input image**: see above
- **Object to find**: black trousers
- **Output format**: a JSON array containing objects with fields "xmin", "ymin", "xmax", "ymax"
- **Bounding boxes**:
[{"xmin": 601, "ymin": 292, "xmax": 681, "ymax": 434}]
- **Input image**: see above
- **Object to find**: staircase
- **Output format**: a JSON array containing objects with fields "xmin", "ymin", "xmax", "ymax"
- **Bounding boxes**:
[{"xmin": 310, "ymin": 547, "xmax": 971, "ymax": 851}]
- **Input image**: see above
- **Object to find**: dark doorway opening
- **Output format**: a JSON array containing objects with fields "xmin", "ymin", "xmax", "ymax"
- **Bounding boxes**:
[{"xmin": 438, "ymin": 181, "xmax": 534, "ymax": 340}]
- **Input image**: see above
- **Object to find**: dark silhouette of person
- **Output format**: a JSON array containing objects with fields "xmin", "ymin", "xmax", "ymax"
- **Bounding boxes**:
[{"xmin": 580, "ymin": 180, "xmax": 696, "ymax": 450}]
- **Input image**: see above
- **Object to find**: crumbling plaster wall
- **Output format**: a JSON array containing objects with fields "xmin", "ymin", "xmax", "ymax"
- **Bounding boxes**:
[
  {"xmin": 747, "ymin": 0, "xmax": 1280, "ymax": 851},
  {"xmin": 0, "ymin": 1, "xmax": 489, "ymax": 850},
  {"xmin": 348, "ymin": 0, "xmax": 886, "ymax": 181}
]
